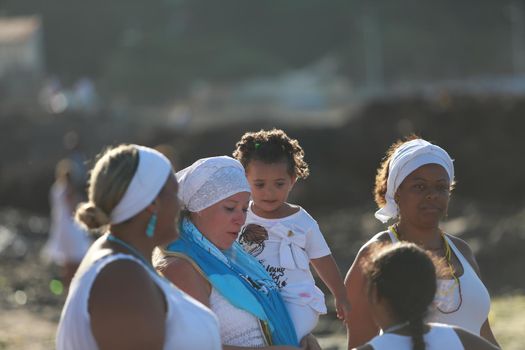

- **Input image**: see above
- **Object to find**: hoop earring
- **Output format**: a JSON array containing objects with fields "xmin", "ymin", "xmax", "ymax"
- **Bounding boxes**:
[{"xmin": 146, "ymin": 213, "xmax": 157, "ymax": 238}]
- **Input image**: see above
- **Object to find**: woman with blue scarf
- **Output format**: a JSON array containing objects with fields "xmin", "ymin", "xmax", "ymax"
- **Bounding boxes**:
[{"xmin": 154, "ymin": 156, "xmax": 311, "ymax": 349}]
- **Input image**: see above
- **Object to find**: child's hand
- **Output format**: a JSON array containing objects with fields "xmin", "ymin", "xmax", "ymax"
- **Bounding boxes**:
[
  {"xmin": 299, "ymin": 333, "xmax": 322, "ymax": 350},
  {"xmin": 239, "ymin": 224, "xmax": 268, "ymax": 244},
  {"xmin": 335, "ymin": 297, "xmax": 351, "ymax": 322}
]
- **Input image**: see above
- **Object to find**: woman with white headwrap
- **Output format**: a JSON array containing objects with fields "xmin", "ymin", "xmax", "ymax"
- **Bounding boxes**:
[
  {"xmin": 154, "ymin": 156, "xmax": 308, "ymax": 349},
  {"xmin": 56, "ymin": 144, "xmax": 221, "ymax": 350},
  {"xmin": 344, "ymin": 136, "xmax": 499, "ymax": 349}
]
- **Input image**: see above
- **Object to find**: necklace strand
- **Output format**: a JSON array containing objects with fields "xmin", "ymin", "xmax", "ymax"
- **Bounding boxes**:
[
  {"xmin": 106, "ymin": 233, "xmax": 157, "ymax": 274},
  {"xmin": 389, "ymin": 225, "xmax": 463, "ymax": 314}
]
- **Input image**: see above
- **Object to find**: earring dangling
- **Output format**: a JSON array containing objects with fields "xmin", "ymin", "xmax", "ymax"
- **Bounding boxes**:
[{"xmin": 146, "ymin": 213, "xmax": 157, "ymax": 238}]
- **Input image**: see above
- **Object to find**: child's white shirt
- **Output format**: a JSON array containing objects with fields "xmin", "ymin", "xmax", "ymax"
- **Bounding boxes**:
[{"xmin": 240, "ymin": 203, "xmax": 330, "ymax": 316}]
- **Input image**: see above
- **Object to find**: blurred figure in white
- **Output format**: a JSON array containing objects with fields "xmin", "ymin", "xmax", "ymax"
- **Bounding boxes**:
[
  {"xmin": 42, "ymin": 158, "xmax": 92, "ymax": 286},
  {"xmin": 72, "ymin": 77, "xmax": 100, "ymax": 115}
]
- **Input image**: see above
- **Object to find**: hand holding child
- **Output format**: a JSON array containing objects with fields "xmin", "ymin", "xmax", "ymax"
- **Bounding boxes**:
[{"xmin": 335, "ymin": 295, "xmax": 351, "ymax": 322}]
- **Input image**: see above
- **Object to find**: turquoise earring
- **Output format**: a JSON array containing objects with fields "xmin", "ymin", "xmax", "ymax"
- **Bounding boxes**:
[{"xmin": 146, "ymin": 213, "xmax": 157, "ymax": 238}]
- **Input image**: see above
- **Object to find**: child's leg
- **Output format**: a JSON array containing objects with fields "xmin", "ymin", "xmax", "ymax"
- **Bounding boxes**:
[{"xmin": 285, "ymin": 302, "xmax": 319, "ymax": 340}]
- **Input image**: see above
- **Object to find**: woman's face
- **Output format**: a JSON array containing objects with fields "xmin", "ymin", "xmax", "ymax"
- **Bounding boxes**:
[
  {"xmin": 395, "ymin": 163, "xmax": 451, "ymax": 229},
  {"xmin": 154, "ymin": 173, "xmax": 181, "ymax": 245},
  {"xmin": 191, "ymin": 191, "xmax": 250, "ymax": 250}
]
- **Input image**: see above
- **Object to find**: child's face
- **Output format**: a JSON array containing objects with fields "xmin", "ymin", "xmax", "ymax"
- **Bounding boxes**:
[{"xmin": 245, "ymin": 159, "xmax": 296, "ymax": 214}]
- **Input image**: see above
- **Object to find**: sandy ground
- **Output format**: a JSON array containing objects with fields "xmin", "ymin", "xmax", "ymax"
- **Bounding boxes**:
[
  {"xmin": 0, "ymin": 309, "xmax": 57, "ymax": 350},
  {"xmin": 1, "ymin": 207, "xmax": 522, "ymax": 349}
]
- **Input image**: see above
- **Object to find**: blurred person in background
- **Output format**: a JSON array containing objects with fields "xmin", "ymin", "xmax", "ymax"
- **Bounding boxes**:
[
  {"xmin": 41, "ymin": 158, "xmax": 91, "ymax": 287},
  {"xmin": 56, "ymin": 144, "xmax": 221, "ymax": 350},
  {"xmin": 352, "ymin": 242, "xmax": 499, "ymax": 350},
  {"xmin": 63, "ymin": 130, "xmax": 88, "ymax": 195},
  {"xmin": 345, "ymin": 136, "xmax": 499, "ymax": 348}
]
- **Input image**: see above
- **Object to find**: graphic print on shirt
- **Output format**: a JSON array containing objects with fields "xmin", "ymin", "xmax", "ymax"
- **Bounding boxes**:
[
  {"xmin": 261, "ymin": 259, "xmax": 288, "ymax": 289},
  {"xmin": 239, "ymin": 224, "xmax": 268, "ymax": 256}
]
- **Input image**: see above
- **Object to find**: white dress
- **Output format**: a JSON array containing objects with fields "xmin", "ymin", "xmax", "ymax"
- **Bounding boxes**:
[
  {"xmin": 370, "ymin": 229, "xmax": 491, "ymax": 335},
  {"xmin": 368, "ymin": 323, "xmax": 464, "ymax": 350},
  {"xmin": 239, "ymin": 204, "xmax": 331, "ymax": 339},
  {"xmin": 41, "ymin": 181, "xmax": 91, "ymax": 265},
  {"xmin": 56, "ymin": 253, "xmax": 221, "ymax": 350}
]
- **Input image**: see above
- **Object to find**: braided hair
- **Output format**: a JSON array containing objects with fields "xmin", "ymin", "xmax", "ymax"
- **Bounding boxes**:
[{"xmin": 362, "ymin": 242, "xmax": 446, "ymax": 350}]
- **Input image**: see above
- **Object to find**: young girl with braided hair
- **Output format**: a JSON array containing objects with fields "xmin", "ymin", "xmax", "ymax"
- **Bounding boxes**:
[
  {"xmin": 354, "ymin": 242, "xmax": 499, "ymax": 350},
  {"xmin": 233, "ymin": 128, "xmax": 350, "ymax": 341}
]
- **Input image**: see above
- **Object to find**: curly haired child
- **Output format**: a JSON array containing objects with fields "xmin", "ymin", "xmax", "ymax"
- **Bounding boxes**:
[{"xmin": 233, "ymin": 128, "xmax": 350, "ymax": 340}]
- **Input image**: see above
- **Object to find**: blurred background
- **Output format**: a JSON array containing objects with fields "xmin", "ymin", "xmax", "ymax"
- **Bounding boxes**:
[{"xmin": 1, "ymin": 1, "xmax": 525, "ymax": 349}]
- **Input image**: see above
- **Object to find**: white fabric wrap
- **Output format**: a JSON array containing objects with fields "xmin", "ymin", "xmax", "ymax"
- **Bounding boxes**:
[
  {"xmin": 374, "ymin": 139, "xmax": 454, "ymax": 223},
  {"xmin": 110, "ymin": 145, "xmax": 172, "ymax": 224},
  {"xmin": 176, "ymin": 156, "xmax": 251, "ymax": 212},
  {"xmin": 270, "ymin": 223, "xmax": 309, "ymax": 270}
]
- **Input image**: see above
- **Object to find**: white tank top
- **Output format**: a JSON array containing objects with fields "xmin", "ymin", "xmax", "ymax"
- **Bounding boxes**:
[
  {"xmin": 56, "ymin": 253, "xmax": 221, "ymax": 350},
  {"xmin": 385, "ymin": 230, "xmax": 491, "ymax": 335},
  {"xmin": 209, "ymin": 287, "xmax": 267, "ymax": 347},
  {"xmin": 368, "ymin": 323, "xmax": 464, "ymax": 350}
]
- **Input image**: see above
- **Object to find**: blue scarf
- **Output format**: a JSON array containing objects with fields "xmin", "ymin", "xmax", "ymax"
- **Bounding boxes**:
[{"xmin": 165, "ymin": 219, "xmax": 298, "ymax": 346}]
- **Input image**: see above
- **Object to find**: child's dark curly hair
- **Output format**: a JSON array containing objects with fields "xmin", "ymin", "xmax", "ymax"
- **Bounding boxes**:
[{"xmin": 233, "ymin": 128, "xmax": 309, "ymax": 179}]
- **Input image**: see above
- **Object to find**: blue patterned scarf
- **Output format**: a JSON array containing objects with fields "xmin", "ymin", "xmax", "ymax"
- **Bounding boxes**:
[{"xmin": 164, "ymin": 218, "xmax": 298, "ymax": 346}]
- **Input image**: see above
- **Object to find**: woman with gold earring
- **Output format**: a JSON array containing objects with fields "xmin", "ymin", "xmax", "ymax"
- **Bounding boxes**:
[{"xmin": 344, "ymin": 136, "xmax": 499, "ymax": 349}]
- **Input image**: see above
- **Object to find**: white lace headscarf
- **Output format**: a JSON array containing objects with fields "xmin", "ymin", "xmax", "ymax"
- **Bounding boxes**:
[
  {"xmin": 374, "ymin": 139, "xmax": 454, "ymax": 223},
  {"xmin": 176, "ymin": 156, "xmax": 251, "ymax": 212}
]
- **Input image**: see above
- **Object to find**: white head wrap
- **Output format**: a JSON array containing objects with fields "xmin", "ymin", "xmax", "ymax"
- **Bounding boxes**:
[
  {"xmin": 374, "ymin": 139, "xmax": 454, "ymax": 223},
  {"xmin": 110, "ymin": 145, "xmax": 172, "ymax": 224},
  {"xmin": 176, "ymin": 156, "xmax": 251, "ymax": 212}
]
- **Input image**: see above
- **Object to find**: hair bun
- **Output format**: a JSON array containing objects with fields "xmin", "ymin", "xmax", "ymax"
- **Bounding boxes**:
[{"xmin": 75, "ymin": 202, "xmax": 110, "ymax": 229}]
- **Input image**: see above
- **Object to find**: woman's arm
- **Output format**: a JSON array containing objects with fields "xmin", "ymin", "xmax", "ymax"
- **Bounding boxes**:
[
  {"xmin": 89, "ymin": 260, "xmax": 166, "ymax": 350},
  {"xmin": 310, "ymin": 254, "xmax": 351, "ymax": 321},
  {"xmin": 159, "ymin": 256, "xmax": 211, "ymax": 307},
  {"xmin": 344, "ymin": 247, "xmax": 379, "ymax": 349},
  {"xmin": 455, "ymin": 327, "xmax": 501, "ymax": 350},
  {"xmin": 480, "ymin": 317, "xmax": 499, "ymax": 346}
]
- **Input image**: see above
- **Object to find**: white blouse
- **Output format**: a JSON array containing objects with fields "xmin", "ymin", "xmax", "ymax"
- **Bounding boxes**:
[
  {"xmin": 56, "ymin": 253, "xmax": 221, "ymax": 350},
  {"xmin": 209, "ymin": 287, "xmax": 267, "ymax": 347}
]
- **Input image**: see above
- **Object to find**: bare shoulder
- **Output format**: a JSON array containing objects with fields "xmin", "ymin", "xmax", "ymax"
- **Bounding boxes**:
[
  {"xmin": 454, "ymin": 327, "xmax": 500, "ymax": 350},
  {"xmin": 161, "ymin": 255, "xmax": 205, "ymax": 279},
  {"xmin": 369, "ymin": 230, "xmax": 391, "ymax": 244},
  {"xmin": 346, "ymin": 231, "xmax": 390, "ymax": 278},
  {"xmin": 356, "ymin": 231, "xmax": 391, "ymax": 259},
  {"xmin": 89, "ymin": 258, "xmax": 166, "ymax": 348},
  {"xmin": 160, "ymin": 255, "xmax": 211, "ymax": 306},
  {"xmin": 447, "ymin": 234, "xmax": 481, "ymax": 275},
  {"xmin": 90, "ymin": 259, "xmax": 161, "ymax": 311}
]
